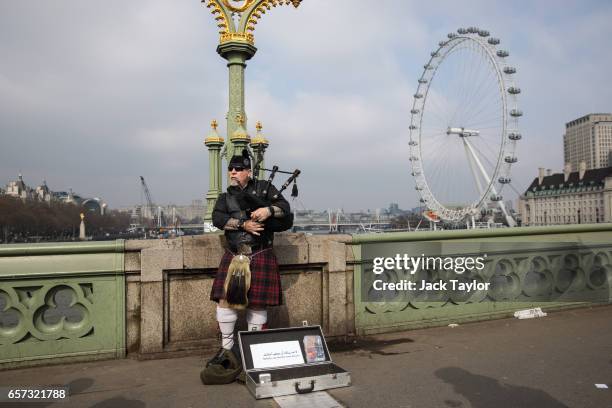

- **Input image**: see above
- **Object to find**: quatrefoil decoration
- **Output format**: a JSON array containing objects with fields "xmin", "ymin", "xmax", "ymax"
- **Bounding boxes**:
[
  {"xmin": 488, "ymin": 258, "xmax": 521, "ymax": 301},
  {"xmin": 589, "ymin": 251, "xmax": 612, "ymax": 289},
  {"xmin": 32, "ymin": 285, "xmax": 92, "ymax": 340}
]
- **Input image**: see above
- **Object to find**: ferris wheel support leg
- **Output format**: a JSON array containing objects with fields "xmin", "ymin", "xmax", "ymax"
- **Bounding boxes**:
[
  {"xmin": 462, "ymin": 139, "xmax": 485, "ymax": 195},
  {"xmin": 463, "ymin": 138, "xmax": 517, "ymax": 227}
]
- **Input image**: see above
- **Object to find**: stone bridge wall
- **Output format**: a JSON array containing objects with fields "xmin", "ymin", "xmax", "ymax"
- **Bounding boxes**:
[{"xmin": 125, "ymin": 233, "xmax": 355, "ymax": 358}]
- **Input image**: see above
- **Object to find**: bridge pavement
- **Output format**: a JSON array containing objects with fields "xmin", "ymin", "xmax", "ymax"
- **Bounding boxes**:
[{"xmin": 1, "ymin": 305, "xmax": 611, "ymax": 408}]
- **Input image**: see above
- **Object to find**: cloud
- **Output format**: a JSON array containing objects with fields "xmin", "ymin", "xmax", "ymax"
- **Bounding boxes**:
[{"xmin": 1, "ymin": 0, "xmax": 611, "ymax": 212}]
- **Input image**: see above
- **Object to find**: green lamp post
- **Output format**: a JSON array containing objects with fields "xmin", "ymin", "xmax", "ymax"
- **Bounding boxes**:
[
  {"xmin": 202, "ymin": 0, "xmax": 303, "ymax": 228},
  {"xmin": 203, "ymin": 0, "xmax": 302, "ymax": 160}
]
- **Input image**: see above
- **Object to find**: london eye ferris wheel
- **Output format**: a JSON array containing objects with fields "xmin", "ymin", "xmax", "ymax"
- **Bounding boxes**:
[{"xmin": 409, "ymin": 27, "xmax": 521, "ymax": 226}]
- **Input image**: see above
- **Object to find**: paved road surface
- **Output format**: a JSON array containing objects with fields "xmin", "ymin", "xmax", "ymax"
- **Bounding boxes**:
[{"xmin": 1, "ymin": 306, "xmax": 611, "ymax": 408}]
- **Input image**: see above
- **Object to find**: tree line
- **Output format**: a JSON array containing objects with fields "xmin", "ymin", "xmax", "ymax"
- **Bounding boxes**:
[{"xmin": 0, "ymin": 196, "xmax": 131, "ymax": 243}]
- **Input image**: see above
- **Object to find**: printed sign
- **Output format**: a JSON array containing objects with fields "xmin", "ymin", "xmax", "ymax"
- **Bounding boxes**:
[{"xmin": 250, "ymin": 340, "xmax": 305, "ymax": 369}]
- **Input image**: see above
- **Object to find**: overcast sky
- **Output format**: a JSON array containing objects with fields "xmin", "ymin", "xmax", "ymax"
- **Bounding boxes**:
[{"xmin": 1, "ymin": 0, "xmax": 611, "ymax": 212}]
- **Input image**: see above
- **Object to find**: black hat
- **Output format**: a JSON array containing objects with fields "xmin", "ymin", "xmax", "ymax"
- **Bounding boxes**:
[{"xmin": 228, "ymin": 149, "xmax": 251, "ymax": 170}]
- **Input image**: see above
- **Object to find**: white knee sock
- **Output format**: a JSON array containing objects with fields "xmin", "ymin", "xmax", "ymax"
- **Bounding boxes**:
[
  {"xmin": 216, "ymin": 306, "xmax": 238, "ymax": 350},
  {"xmin": 246, "ymin": 308, "xmax": 268, "ymax": 331}
]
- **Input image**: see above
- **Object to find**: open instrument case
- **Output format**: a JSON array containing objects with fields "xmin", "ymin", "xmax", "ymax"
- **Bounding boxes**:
[{"xmin": 238, "ymin": 325, "xmax": 351, "ymax": 399}]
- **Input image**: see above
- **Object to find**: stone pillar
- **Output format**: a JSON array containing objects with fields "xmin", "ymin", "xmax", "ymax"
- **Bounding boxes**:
[
  {"xmin": 204, "ymin": 121, "xmax": 224, "ymax": 231},
  {"xmin": 217, "ymin": 41, "xmax": 257, "ymax": 162},
  {"xmin": 79, "ymin": 213, "xmax": 86, "ymax": 241}
]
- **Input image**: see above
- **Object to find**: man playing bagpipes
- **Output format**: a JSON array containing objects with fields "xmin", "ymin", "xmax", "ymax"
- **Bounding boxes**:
[{"xmin": 201, "ymin": 149, "xmax": 294, "ymax": 385}]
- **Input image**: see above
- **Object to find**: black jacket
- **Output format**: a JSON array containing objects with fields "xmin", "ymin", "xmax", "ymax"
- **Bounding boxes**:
[{"xmin": 212, "ymin": 179, "xmax": 291, "ymax": 251}]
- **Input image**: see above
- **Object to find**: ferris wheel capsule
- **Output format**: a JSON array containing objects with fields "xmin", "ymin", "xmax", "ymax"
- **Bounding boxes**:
[
  {"xmin": 504, "ymin": 156, "xmax": 518, "ymax": 163},
  {"xmin": 508, "ymin": 87, "xmax": 521, "ymax": 94},
  {"xmin": 504, "ymin": 66, "xmax": 516, "ymax": 74},
  {"xmin": 488, "ymin": 38, "xmax": 500, "ymax": 45}
]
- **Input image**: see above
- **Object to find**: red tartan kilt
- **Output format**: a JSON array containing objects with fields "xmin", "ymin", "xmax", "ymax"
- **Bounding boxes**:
[{"xmin": 210, "ymin": 249, "xmax": 283, "ymax": 308}]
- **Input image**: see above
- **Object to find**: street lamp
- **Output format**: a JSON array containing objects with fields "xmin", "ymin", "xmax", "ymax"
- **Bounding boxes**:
[{"xmin": 202, "ymin": 0, "xmax": 304, "ymax": 228}]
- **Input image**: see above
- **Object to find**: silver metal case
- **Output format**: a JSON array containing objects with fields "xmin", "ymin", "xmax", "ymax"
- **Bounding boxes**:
[{"xmin": 238, "ymin": 326, "xmax": 351, "ymax": 399}]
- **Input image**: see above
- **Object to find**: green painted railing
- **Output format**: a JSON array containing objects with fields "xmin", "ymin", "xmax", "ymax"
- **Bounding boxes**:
[
  {"xmin": 351, "ymin": 223, "xmax": 612, "ymax": 244},
  {"xmin": 350, "ymin": 224, "xmax": 612, "ymax": 335},
  {"xmin": 0, "ymin": 240, "xmax": 125, "ymax": 369}
]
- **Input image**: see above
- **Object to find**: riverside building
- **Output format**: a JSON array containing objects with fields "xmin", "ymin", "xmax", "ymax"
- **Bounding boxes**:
[
  {"xmin": 563, "ymin": 113, "xmax": 612, "ymax": 171},
  {"xmin": 519, "ymin": 163, "xmax": 612, "ymax": 226}
]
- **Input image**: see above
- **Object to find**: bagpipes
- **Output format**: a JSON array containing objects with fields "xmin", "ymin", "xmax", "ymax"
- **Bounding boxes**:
[
  {"xmin": 224, "ymin": 149, "xmax": 301, "ymax": 309},
  {"xmin": 237, "ymin": 149, "xmax": 300, "ymax": 232}
]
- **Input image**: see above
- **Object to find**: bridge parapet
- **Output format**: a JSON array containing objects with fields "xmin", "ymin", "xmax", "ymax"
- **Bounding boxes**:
[
  {"xmin": 1, "ymin": 224, "xmax": 611, "ymax": 368},
  {"xmin": 349, "ymin": 224, "xmax": 612, "ymax": 335},
  {"xmin": 0, "ymin": 241, "xmax": 125, "ymax": 369}
]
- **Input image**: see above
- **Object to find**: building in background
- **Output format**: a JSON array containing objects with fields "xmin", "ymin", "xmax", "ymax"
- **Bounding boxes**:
[
  {"xmin": 120, "ymin": 200, "xmax": 205, "ymax": 227},
  {"xmin": 519, "ymin": 163, "xmax": 612, "ymax": 226},
  {"xmin": 35, "ymin": 181, "xmax": 53, "ymax": 203},
  {"xmin": 563, "ymin": 113, "xmax": 612, "ymax": 171},
  {"xmin": 174, "ymin": 200, "xmax": 205, "ymax": 222},
  {"xmin": 5, "ymin": 174, "xmax": 34, "ymax": 200},
  {"xmin": 2, "ymin": 174, "xmax": 105, "ymax": 214},
  {"xmin": 82, "ymin": 198, "xmax": 106, "ymax": 215}
]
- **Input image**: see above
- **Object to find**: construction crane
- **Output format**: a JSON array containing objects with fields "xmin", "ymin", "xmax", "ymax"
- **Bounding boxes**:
[{"xmin": 139, "ymin": 176, "xmax": 165, "ymax": 228}]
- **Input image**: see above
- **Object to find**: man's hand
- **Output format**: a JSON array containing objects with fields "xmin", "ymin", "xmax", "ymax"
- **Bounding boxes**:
[
  {"xmin": 250, "ymin": 207, "xmax": 272, "ymax": 223},
  {"xmin": 243, "ymin": 220, "xmax": 264, "ymax": 236}
]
